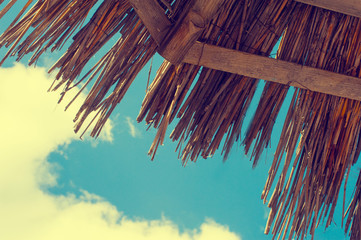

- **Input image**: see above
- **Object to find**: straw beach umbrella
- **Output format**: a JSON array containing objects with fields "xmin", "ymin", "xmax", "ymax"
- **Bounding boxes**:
[{"xmin": 1, "ymin": 0, "xmax": 361, "ymax": 239}]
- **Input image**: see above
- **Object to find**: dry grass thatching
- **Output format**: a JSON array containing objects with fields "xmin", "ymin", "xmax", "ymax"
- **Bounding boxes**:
[{"xmin": 1, "ymin": 0, "xmax": 361, "ymax": 239}]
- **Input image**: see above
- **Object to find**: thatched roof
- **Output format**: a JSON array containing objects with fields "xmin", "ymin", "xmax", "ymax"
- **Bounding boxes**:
[{"xmin": 1, "ymin": 0, "xmax": 361, "ymax": 239}]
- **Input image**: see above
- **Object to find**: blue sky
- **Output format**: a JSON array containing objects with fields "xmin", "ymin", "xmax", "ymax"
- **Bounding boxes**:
[{"xmin": 0, "ymin": 1, "xmax": 357, "ymax": 239}]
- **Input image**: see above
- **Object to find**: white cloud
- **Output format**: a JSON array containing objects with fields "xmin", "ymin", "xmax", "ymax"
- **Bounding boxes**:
[
  {"xmin": 0, "ymin": 63, "xmax": 241, "ymax": 240},
  {"xmin": 126, "ymin": 116, "xmax": 141, "ymax": 138},
  {"xmin": 263, "ymin": 206, "xmax": 270, "ymax": 220}
]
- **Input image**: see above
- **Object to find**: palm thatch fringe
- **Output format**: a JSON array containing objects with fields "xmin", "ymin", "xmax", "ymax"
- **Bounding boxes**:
[
  {"xmin": 245, "ymin": 5, "xmax": 361, "ymax": 239},
  {"xmin": 138, "ymin": 0, "xmax": 296, "ymax": 162},
  {"xmin": 0, "ymin": 0, "xmax": 100, "ymax": 65},
  {"xmin": 345, "ymin": 170, "xmax": 361, "ymax": 239},
  {"xmin": 1, "ymin": 0, "xmax": 361, "ymax": 239}
]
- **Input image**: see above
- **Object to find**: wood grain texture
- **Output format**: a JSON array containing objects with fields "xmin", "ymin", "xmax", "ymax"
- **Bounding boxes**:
[
  {"xmin": 184, "ymin": 42, "xmax": 361, "ymax": 101},
  {"xmin": 296, "ymin": 0, "xmax": 361, "ymax": 18},
  {"xmin": 128, "ymin": 0, "xmax": 171, "ymax": 45},
  {"xmin": 158, "ymin": 0, "xmax": 226, "ymax": 65},
  {"xmin": 130, "ymin": 0, "xmax": 361, "ymax": 101}
]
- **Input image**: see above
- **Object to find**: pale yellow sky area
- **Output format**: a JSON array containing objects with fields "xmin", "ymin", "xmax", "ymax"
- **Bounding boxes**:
[{"xmin": 0, "ymin": 63, "xmax": 241, "ymax": 240}]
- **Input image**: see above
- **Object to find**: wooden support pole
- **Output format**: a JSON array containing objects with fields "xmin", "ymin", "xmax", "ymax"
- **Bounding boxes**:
[
  {"xmin": 295, "ymin": 0, "xmax": 361, "ymax": 18},
  {"xmin": 158, "ymin": 0, "xmax": 226, "ymax": 65},
  {"xmin": 128, "ymin": 0, "xmax": 171, "ymax": 45},
  {"xmin": 184, "ymin": 42, "xmax": 361, "ymax": 101},
  {"xmin": 130, "ymin": 0, "xmax": 225, "ymax": 64}
]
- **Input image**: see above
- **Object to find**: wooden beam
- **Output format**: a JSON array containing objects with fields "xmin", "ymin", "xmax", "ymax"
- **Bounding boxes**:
[
  {"xmin": 129, "ymin": 0, "xmax": 361, "ymax": 101},
  {"xmin": 128, "ymin": 0, "xmax": 171, "ymax": 45},
  {"xmin": 295, "ymin": 0, "xmax": 361, "ymax": 18},
  {"xmin": 130, "ymin": 0, "xmax": 225, "ymax": 65},
  {"xmin": 129, "ymin": 0, "xmax": 361, "ymax": 48},
  {"xmin": 158, "ymin": 0, "xmax": 226, "ymax": 65},
  {"xmin": 184, "ymin": 42, "xmax": 361, "ymax": 101}
]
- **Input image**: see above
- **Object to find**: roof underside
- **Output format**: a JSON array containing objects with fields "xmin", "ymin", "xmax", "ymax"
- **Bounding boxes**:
[{"xmin": 0, "ymin": 0, "xmax": 361, "ymax": 239}]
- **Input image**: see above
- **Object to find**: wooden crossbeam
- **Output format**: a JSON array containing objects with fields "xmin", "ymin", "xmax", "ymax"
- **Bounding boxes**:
[
  {"xmin": 295, "ymin": 0, "xmax": 361, "ymax": 18},
  {"xmin": 129, "ymin": 0, "xmax": 361, "ymax": 102},
  {"xmin": 184, "ymin": 42, "xmax": 361, "ymax": 101}
]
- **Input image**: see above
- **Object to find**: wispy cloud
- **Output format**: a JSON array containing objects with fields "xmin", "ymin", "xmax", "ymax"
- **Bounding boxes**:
[
  {"xmin": 263, "ymin": 206, "xmax": 270, "ymax": 220},
  {"xmin": 0, "ymin": 63, "xmax": 241, "ymax": 240},
  {"xmin": 259, "ymin": 206, "xmax": 270, "ymax": 233},
  {"xmin": 125, "ymin": 116, "xmax": 141, "ymax": 138}
]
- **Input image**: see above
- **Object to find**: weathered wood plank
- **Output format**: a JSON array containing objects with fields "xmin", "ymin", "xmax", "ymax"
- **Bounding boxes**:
[
  {"xmin": 184, "ymin": 42, "xmax": 361, "ymax": 101},
  {"xmin": 295, "ymin": 0, "xmax": 361, "ymax": 18},
  {"xmin": 158, "ymin": 0, "xmax": 226, "ymax": 65},
  {"xmin": 128, "ymin": 0, "xmax": 171, "ymax": 45}
]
